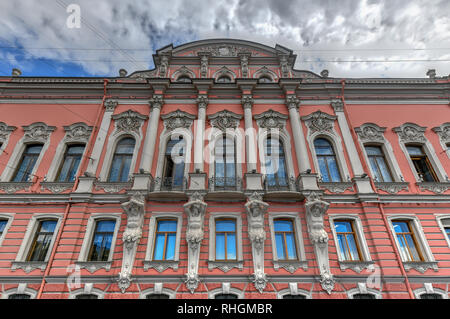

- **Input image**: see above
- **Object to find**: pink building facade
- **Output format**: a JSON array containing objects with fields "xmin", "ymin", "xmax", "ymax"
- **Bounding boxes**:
[{"xmin": 0, "ymin": 39, "xmax": 449, "ymax": 299}]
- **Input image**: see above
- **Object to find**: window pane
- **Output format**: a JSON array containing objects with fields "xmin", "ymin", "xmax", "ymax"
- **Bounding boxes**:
[
  {"xmin": 215, "ymin": 294, "xmax": 237, "ymax": 299},
  {"xmin": 393, "ymin": 221, "xmax": 410, "ymax": 233},
  {"xmin": 335, "ymin": 221, "xmax": 352, "ymax": 233},
  {"xmin": 346, "ymin": 234, "xmax": 361, "ymax": 261},
  {"xmin": 327, "ymin": 157, "xmax": 342, "ymax": 182},
  {"xmin": 445, "ymin": 227, "xmax": 450, "ymax": 240},
  {"xmin": 405, "ymin": 234, "xmax": 421, "ymax": 261},
  {"xmin": 13, "ymin": 145, "xmax": 43, "ymax": 182},
  {"xmin": 8, "ymin": 294, "xmax": 31, "ymax": 299},
  {"xmin": 376, "ymin": 156, "xmax": 393, "ymax": 182},
  {"xmin": 275, "ymin": 233, "xmax": 285, "ymax": 260},
  {"xmin": 227, "ymin": 233, "xmax": 237, "ymax": 260},
  {"xmin": 157, "ymin": 220, "xmax": 177, "ymax": 232},
  {"xmin": 337, "ymin": 234, "xmax": 350, "ymax": 260},
  {"xmin": 314, "ymin": 138, "xmax": 334, "ymax": 155},
  {"xmin": 119, "ymin": 156, "xmax": 132, "ymax": 182},
  {"xmin": 165, "ymin": 233, "xmax": 176, "ymax": 260},
  {"xmin": 116, "ymin": 138, "xmax": 135, "ymax": 154},
  {"xmin": 353, "ymin": 294, "xmax": 375, "ymax": 299},
  {"xmin": 147, "ymin": 294, "xmax": 170, "ymax": 299},
  {"xmin": 317, "ymin": 157, "xmax": 330, "ymax": 182},
  {"xmin": 365, "ymin": 146, "xmax": 383, "ymax": 156},
  {"xmin": 277, "ymin": 158, "xmax": 288, "ymax": 185},
  {"xmin": 396, "ymin": 234, "xmax": 411, "ymax": 261},
  {"xmin": 216, "ymin": 220, "xmax": 236, "ymax": 232},
  {"xmin": 0, "ymin": 219, "xmax": 7, "ymax": 236},
  {"xmin": 283, "ymin": 294, "xmax": 306, "ymax": 299},
  {"xmin": 368, "ymin": 156, "xmax": 382, "ymax": 181},
  {"xmin": 216, "ymin": 233, "xmax": 225, "ymax": 260},
  {"xmin": 96, "ymin": 220, "xmax": 116, "ymax": 233},
  {"xmin": 285, "ymin": 233, "xmax": 297, "ymax": 260},
  {"xmin": 406, "ymin": 146, "xmax": 424, "ymax": 156},
  {"xmin": 153, "ymin": 234, "xmax": 165, "ymax": 260},
  {"xmin": 76, "ymin": 294, "xmax": 98, "ymax": 299},
  {"xmin": 108, "ymin": 157, "xmax": 121, "ymax": 182},
  {"xmin": 274, "ymin": 220, "xmax": 293, "ymax": 232},
  {"xmin": 41, "ymin": 220, "xmax": 57, "ymax": 233}
]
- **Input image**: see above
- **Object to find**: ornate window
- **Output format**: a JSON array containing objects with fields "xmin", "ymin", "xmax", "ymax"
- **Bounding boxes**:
[
  {"xmin": 146, "ymin": 294, "xmax": 170, "ymax": 299},
  {"xmin": 0, "ymin": 215, "xmax": 13, "ymax": 246},
  {"xmin": 214, "ymin": 135, "xmax": 237, "ymax": 190},
  {"xmin": 161, "ymin": 136, "xmax": 186, "ymax": 191},
  {"xmin": 215, "ymin": 294, "xmax": 238, "ymax": 299},
  {"xmin": 413, "ymin": 284, "xmax": 448, "ymax": 299},
  {"xmin": 26, "ymin": 219, "xmax": 58, "ymax": 262},
  {"xmin": 264, "ymin": 136, "xmax": 289, "ymax": 190},
  {"xmin": 406, "ymin": 145, "xmax": 438, "ymax": 182},
  {"xmin": 436, "ymin": 215, "xmax": 450, "ymax": 248},
  {"xmin": 87, "ymin": 219, "xmax": 116, "ymax": 262},
  {"xmin": 69, "ymin": 286, "xmax": 105, "ymax": 299},
  {"xmin": 108, "ymin": 137, "xmax": 136, "ymax": 182},
  {"xmin": 217, "ymin": 75, "xmax": 231, "ymax": 83},
  {"xmin": 282, "ymin": 294, "xmax": 306, "ymax": 299},
  {"xmin": 314, "ymin": 138, "xmax": 342, "ymax": 182},
  {"xmin": 346, "ymin": 284, "xmax": 382, "ymax": 299},
  {"xmin": 12, "ymin": 144, "xmax": 43, "ymax": 182},
  {"xmin": 1, "ymin": 285, "xmax": 37, "ymax": 299},
  {"xmin": 56, "ymin": 144, "xmax": 85, "ymax": 182},
  {"xmin": 208, "ymin": 285, "xmax": 244, "ymax": 299},
  {"xmin": 258, "ymin": 76, "xmax": 272, "ymax": 83},
  {"xmin": 75, "ymin": 294, "xmax": 98, "ymax": 299},
  {"xmin": 276, "ymin": 285, "xmax": 311, "ymax": 299},
  {"xmin": 153, "ymin": 219, "xmax": 177, "ymax": 261},
  {"xmin": 365, "ymin": 145, "xmax": 393, "ymax": 182},
  {"xmin": 333, "ymin": 219, "xmax": 362, "ymax": 261},
  {"xmin": 392, "ymin": 220, "xmax": 423, "ymax": 262},
  {"xmin": 140, "ymin": 285, "xmax": 176, "ymax": 299},
  {"xmin": 273, "ymin": 219, "xmax": 297, "ymax": 260},
  {"xmin": 176, "ymin": 75, "xmax": 192, "ymax": 83},
  {"xmin": 352, "ymin": 293, "xmax": 376, "ymax": 299},
  {"xmin": 215, "ymin": 219, "xmax": 237, "ymax": 261}
]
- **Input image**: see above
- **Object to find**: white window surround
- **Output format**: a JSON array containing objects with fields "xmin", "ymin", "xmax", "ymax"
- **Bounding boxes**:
[
  {"xmin": 207, "ymin": 128, "xmax": 244, "ymax": 186},
  {"xmin": 1, "ymin": 284, "xmax": 37, "ymax": 299},
  {"xmin": 0, "ymin": 122, "xmax": 16, "ymax": 156},
  {"xmin": 76, "ymin": 214, "xmax": 121, "ymax": 271},
  {"xmin": 413, "ymin": 283, "xmax": 448, "ymax": 299},
  {"xmin": 257, "ymin": 128, "xmax": 296, "ymax": 186},
  {"xmin": 140, "ymin": 285, "xmax": 176, "ymax": 299},
  {"xmin": 346, "ymin": 283, "xmax": 382, "ymax": 299},
  {"xmin": 208, "ymin": 284, "xmax": 244, "ymax": 299},
  {"xmin": 0, "ymin": 122, "xmax": 55, "ymax": 182},
  {"xmin": 12, "ymin": 213, "xmax": 63, "ymax": 272},
  {"xmin": 268, "ymin": 212, "xmax": 308, "ymax": 273},
  {"xmin": 69, "ymin": 285, "xmax": 105, "ymax": 299},
  {"xmin": 387, "ymin": 214, "xmax": 438, "ymax": 273},
  {"xmin": 432, "ymin": 122, "xmax": 450, "ymax": 159},
  {"xmin": 393, "ymin": 123, "xmax": 448, "ymax": 183},
  {"xmin": 212, "ymin": 66, "xmax": 237, "ymax": 82},
  {"xmin": 144, "ymin": 212, "xmax": 183, "ymax": 272},
  {"xmin": 355, "ymin": 123, "xmax": 404, "ymax": 183},
  {"xmin": 45, "ymin": 122, "xmax": 93, "ymax": 182},
  {"xmin": 277, "ymin": 284, "xmax": 311, "ymax": 299},
  {"xmin": 154, "ymin": 128, "xmax": 193, "ymax": 187},
  {"xmin": 252, "ymin": 66, "xmax": 278, "ymax": 82},
  {"xmin": 435, "ymin": 215, "xmax": 450, "ymax": 248},
  {"xmin": 98, "ymin": 110, "xmax": 147, "ymax": 182},
  {"xmin": 329, "ymin": 214, "xmax": 374, "ymax": 273},
  {"xmin": 308, "ymin": 132, "xmax": 351, "ymax": 183},
  {"xmin": 171, "ymin": 66, "xmax": 195, "ymax": 81},
  {"xmin": 208, "ymin": 212, "xmax": 243, "ymax": 271},
  {"xmin": 0, "ymin": 213, "xmax": 14, "ymax": 246}
]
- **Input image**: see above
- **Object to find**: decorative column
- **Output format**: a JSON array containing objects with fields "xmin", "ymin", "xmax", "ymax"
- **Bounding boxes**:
[
  {"xmin": 331, "ymin": 99, "xmax": 374, "ymax": 194},
  {"xmin": 76, "ymin": 99, "xmax": 117, "ymax": 193},
  {"xmin": 117, "ymin": 193, "xmax": 146, "ymax": 293},
  {"xmin": 242, "ymin": 95, "xmax": 257, "ymax": 172},
  {"xmin": 184, "ymin": 192, "xmax": 207, "ymax": 293},
  {"xmin": 245, "ymin": 192, "xmax": 269, "ymax": 293},
  {"xmin": 198, "ymin": 52, "xmax": 210, "ymax": 78},
  {"xmin": 305, "ymin": 192, "xmax": 334, "ymax": 294},
  {"xmin": 286, "ymin": 95, "xmax": 320, "ymax": 191},
  {"xmin": 189, "ymin": 95, "xmax": 208, "ymax": 190}
]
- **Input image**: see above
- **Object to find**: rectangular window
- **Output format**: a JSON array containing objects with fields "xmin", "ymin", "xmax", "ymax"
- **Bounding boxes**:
[
  {"xmin": 406, "ymin": 145, "xmax": 438, "ymax": 182},
  {"xmin": 153, "ymin": 219, "xmax": 177, "ymax": 260},
  {"xmin": 334, "ymin": 220, "xmax": 362, "ymax": 261},
  {"xmin": 365, "ymin": 145, "xmax": 393, "ymax": 182},
  {"xmin": 12, "ymin": 144, "xmax": 43, "ymax": 182},
  {"xmin": 215, "ymin": 219, "xmax": 237, "ymax": 261},
  {"xmin": 87, "ymin": 220, "xmax": 116, "ymax": 262},
  {"xmin": 274, "ymin": 219, "xmax": 297, "ymax": 260},
  {"xmin": 392, "ymin": 220, "xmax": 424, "ymax": 262},
  {"xmin": 26, "ymin": 219, "xmax": 57, "ymax": 261},
  {"xmin": 56, "ymin": 144, "xmax": 85, "ymax": 182}
]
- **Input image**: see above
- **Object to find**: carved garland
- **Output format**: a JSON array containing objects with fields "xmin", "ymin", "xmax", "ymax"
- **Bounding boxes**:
[{"xmin": 161, "ymin": 109, "xmax": 196, "ymax": 131}]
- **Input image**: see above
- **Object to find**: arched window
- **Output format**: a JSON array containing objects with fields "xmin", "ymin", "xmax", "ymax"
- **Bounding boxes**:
[
  {"xmin": 177, "ymin": 75, "xmax": 191, "ymax": 83},
  {"xmin": 214, "ymin": 135, "xmax": 236, "ymax": 190},
  {"xmin": 264, "ymin": 136, "xmax": 288, "ymax": 190},
  {"xmin": 282, "ymin": 294, "xmax": 306, "ymax": 299},
  {"xmin": 352, "ymin": 293, "xmax": 376, "ymax": 299},
  {"xmin": 216, "ymin": 76, "xmax": 231, "ymax": 83},
  {"xmin": 314, "ymin": 138, "xmax": 342, "ymax": 182},
  {"xmin": 12, "ymin": 144, "xmax": 43, "ymax": 182},
  {"xmin": 56, "ymin": 144, "xmax": 85, "ymax": 182},
  {"xmin": 146, "ymin": 294, "xmax": 170, "ymax": 299},
  {"xmin": 406, "ymin": 145, "xmax": 438, "ymax": 182},
  {"xmin": 258, "ymin": 76, "xmax": 272, "ymax": 83},
  {"xmin": 75, "ymin": 294, "xmax": 98, "ymax": 299},
  {"xmin": 365, "ymin": 145, "xmax": 393, "ymax": 182},
  {"xmin": 215, "ymin": 294, "xmax": 238, "ymax": 299},
  {"xmin": 162, "ymin": 136, "xmax": 186, "ymax": 190},
  {"xmin": 8, "ymin": 294, "xmax": 31, "ymax": 299},
  {"xmin": 108, "ymin": 137, "xmax": 135, "ymax": 182},
  {"xmin": 420, "ymin": 293, "xmax": 443, "ymax": 299}
]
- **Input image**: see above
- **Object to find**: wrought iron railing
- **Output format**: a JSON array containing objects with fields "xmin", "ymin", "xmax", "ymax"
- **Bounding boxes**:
[
  {"xmin": 263, "ymin": 175, "xmax": 296, "ymax": 192},
  {"xmin": 208, "ymin": 176, "xmax": 242, "ymax": 192},
  {"xmin": 153, "ymin": 176, "xmax": 187, "ymax": 191}
]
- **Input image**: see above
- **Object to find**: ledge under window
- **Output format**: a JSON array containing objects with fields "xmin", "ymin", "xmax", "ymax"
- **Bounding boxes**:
[
  {"xmin": 374, "ymin": 182, "xmax": 409, "ymax": 194},
  {"xmin": 11, "ymin": 261, "xmax": 47, "ymax": 273},
  {"xmin": 208, "ymin": 260, "xmax": 244, "ymax": 273},
  {"xmin": 94, "ymin": 181, "xmax": 132, "ymax": 193},
  {"xmin": 417, "ymin": 182, "xmax": 450, "ymax": 194},
  {"xmin": 143, "ymin": 260, "xmax": 179, "ymax": 272},
  {"xmin": 40, "ymin": 182, "xmax": 74, "ymax": 193},
  {"xmin": 0, "ymin": 182, "xmax": 33, "ymax": 194},
  {"xmin": 273, "ymin": 260, "xmax": 308, "ymax": 274},
  {"xmin": 403, "ymin": 261, "xmax": 438, "ymax": 273},
  {"xmin": 75, "ymin": 261, "xmax": 112, "ymax": 274},
  {"xmin": 319, "ymin": 182, "xmax": 354, "ymax": 193},
  {"xmin": 339, "ymin": 260, "xmax": 375, "ymax": 273}
]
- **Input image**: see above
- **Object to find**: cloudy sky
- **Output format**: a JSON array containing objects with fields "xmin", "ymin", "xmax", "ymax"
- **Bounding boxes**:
[{"xmin": 0, "ymin": 0, "xmax": 449, "ymax": 78}]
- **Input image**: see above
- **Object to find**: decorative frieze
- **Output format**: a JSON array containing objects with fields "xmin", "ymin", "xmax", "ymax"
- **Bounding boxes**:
[
  {"xmin": 183, "ymin": 192, "xmax": 207, "ymax": 293},
  {"xmin": 0, "ymin": 122, "xmax": 16, "ymax": 143},
  {"xmin": 0, "ymin": 182, "xmax": 32, "ymax": 193},
  {"xmin": 22, "ymin": 122, "xmax": 56, "ymax": 144},
  {"xmin": 63, "ymin": 122, "xmax": 93, "ymax": 144},
  {"xmin": 273, "ymin": 260, "xmax": 308, "ymax": 274},
  {"xmin": 40, "ymin": 182, "xmax": 74, "ymax": 194},
  {"xmin": 143, "ymin": 261, "xmax": 179, "ymax": 272},
  {"xmin": 403, "ymin": 261, "xmax": 438, "ymax": 274},
  {"xmin": 117, "ymin": 193, "xmax": 146, "ymax": 293},
  {"xmin": 339, "ymin": 261, "xmax": 375, "ymax": 273},
  {"xmin": 95, "ymin": 181, "xmax": 133, "ymax": 193},
  {"xmin": 161, "ymin": 109, "xmax": 196, "ymax": 131},
  {"xmin": 75, "ymin": 261, "xmax": 112, "ymax": 274},
  {"xmin": 304, "ymin": 192, "xmax": 334, "ymax": 294},
  {"xmin": 393, "ymin": 123, "xmax": 427, "ymax": 143},
  {"xmin": 11, "ymin": 261, "xmax": 47, "ymax": 273},
  {"xmin": 355, "ymin": 123, "xmax": 386, "ymax": 143},
  {"xmin": 417, "ymin": 182, "xmax": 450, "ymax": 194},
  {"xmin": 319, "ymin": 182, "xmax": 354, "ymax": 193},
  {"xmin": 112, "ymin": 110, "xmax": 148, "ymax": 135},
  {"xmin": 245, "ymin": 192, "xmax": 269, "ymax": 293},
  {"xmin": 208, "ymin": 261, "xmax": 244, "ymax": 272},
  {"xmin": 254, "ymin": 109, "xmax": 288, "ymax": 130},
  {"xmin": 208, "ymin": 110, "xmax": 242, "ymax": 131},
  {"xmin": 375, "ymin": 182, "xmax": 409, "ymax": 194},
  {"xmin": 302, "ymin": 111, "xmax": 337, "ymax": 135}
]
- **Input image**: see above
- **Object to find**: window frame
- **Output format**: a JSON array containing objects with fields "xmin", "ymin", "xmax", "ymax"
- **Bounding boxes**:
[
  {"xmin": 107, "ymin": 136, "xmax": 136, "ymax": 182},
  {"xmin": 208, "ymin": 286, "xmax": 244, "ymax": 299},
  {"xmin": 11, "ymin": 143, "xmax": 44, "ymax": 182},
  {"xmin": 0, "ymin": 213, "xmax": 14, "ymax": 246},
  {"xmin": 413, "ymin": 285, "xmax": 448, "ymax": 299},
  {"xmin": 347, "ymin": 286, "xmax": 382, "ymax": 299},
  {"xmin": 406, "ymin": 144, "xmax": 439, "ymax": 182},
  {"xmin": 69, "ymin": 286, "xmax": 105, "ymax": 299},
  {"xmin": 214, "ymin": 218, "xmax": 238, "ymax": 261},
  {"xmin": 435, "ymin": 215, "xmax": 450, "ymax": 248},
  {"xmin": 213, "ymin": 134, "xmax": 238, "ymax": 190},
  {"xmin": 161, "ymin": 135, "xmax": 187, "ymax": 190},
  {"xmin": 1, "ymin": 285, "xmax": 37, "ymax": 299},
  {"xmin": 152, "ymin": 218, "xmax": 178, "ymax": 261},
  {"xmin": 276, "ymin": 285, "xmax": 311, "ymax": 299},
  {"xmin": 54, "ymin": 143, "xmax": 86, "ymax": 182},
  {"xmin": 313, "ymin": 137, "xmax": 343, "ymax": 183},
  {"xmin": 140, "ymin": 286, "xmax": 176, "ymax": 299},
  {"xmin": 364, "ymin": 144, "xmax": 394, "ymax": 182},
  {"xmin": 273, "ymin": 218, "xmax": 298, "ymax": 261}
]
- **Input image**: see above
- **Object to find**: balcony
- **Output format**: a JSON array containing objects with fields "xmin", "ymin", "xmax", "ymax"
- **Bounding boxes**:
[
  {"xmin": 205, "ymin": 177, "xmax": 245, "ymax": 201},
  {"xmin": 262, "ymin": 175, "xmax": 303, "ymax": 201},
  {"xmin": 148, "ymin": 176, "xmax": 188, "ymax": 201}
]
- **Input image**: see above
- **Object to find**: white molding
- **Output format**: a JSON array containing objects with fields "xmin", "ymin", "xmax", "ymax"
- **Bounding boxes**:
[
  {"xmin": 208, "ymin": 212, "xmax": 243, "ymax": 269},
  {"xmin": 277, "ymin": 286, "xmax": 311, "ymax": 299},
  {"xmin": 171, "ymin": 66, "xmax": 196, "ymax": 81},
  {"xmin": 140, "ymin": 285, "xmax": 176, "ymax": 299},
  {"xmin": 14, "ymin": 213, "xmax": 63, "ymax": 263},
  {"xmin": 328, "ymin": 214, "xmax": 373, "ymax": 270},
  {"xmin": 144, "ymin": 212, "xmax": 183, "ymax": 268},
  {"xmin": 252, "ymin": 66, "xmax": 279, "ymax": 82},
  {"xmin": 0, "ymin": 213, "xmax": 14, "ymax": 246},
  {"xmin": 0, "ymin": 122, "xmax": 16, "ymax": 157},
  {"xmin": 1, "ymin": 285, "xmax": 37, "ymax": 299},
  {"xmin": 413, "ymin": 284, "xmax": 448, "ymax": 299},
  {"xmin": 212, "ymin": 66, "xmax": 237, "ymax": 81},
  {"xmin": 69, "ymin": 287, "xmax": 105, "ymax": 299},
  {"xmin": 268, "ymin": 212, "xmax": 308, "ymax": 272},
  {"xmin": 208, "ymin": 286, "xmax": 244, "ymax": 299},
  {"xmin": 435, "ymin": 214, "xmax": 450, "ymax": 248},
  {"xmin": 432, "ymin": 123, "xmax": 450, "ymax": 159},
  {"xmin": 346, "ymin": 284, "xmax": 382, "ymax": 299},
  {"xmin": 77, "ymin": 213, "xmax": 121, "ymax": 263}
]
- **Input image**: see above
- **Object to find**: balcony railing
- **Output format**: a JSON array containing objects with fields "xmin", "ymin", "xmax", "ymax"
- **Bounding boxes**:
[
  {"xmin": 263, "ymin": 175, "xmax": 297, "ymax": 192},
  {"xmin": 208, "ymin": 176, "xmax": 242, "ymax": 192},
  {"xmin": 153, "ymin": 176, "xmax": 187, "ymax": 192}
]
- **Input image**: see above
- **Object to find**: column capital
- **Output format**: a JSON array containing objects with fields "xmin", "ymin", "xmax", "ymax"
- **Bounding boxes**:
[
  {"xmin": 331, "ymin": 99, "xmax": 344, "ymax": 112},
  {"xmin": 196, "ymin": 95, "xmax": 209, "ymax": 109},
  {"xmin": 104, "ymin": 99, "xmax": 118, "ymax": 112},
  {"xmin": 149, "ymin": 95, "xmax": 164, "ymax": 110},
  {"xmin": 286, "ymin": 95, "xmax": 300, "ymax": 110},
  {"xmin": 241, "ymin": 95, "xmax": 254, "ymax": 109}
]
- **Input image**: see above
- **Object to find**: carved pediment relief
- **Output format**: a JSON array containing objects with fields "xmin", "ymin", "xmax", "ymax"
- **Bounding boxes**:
[
  {"xmin": 254, "ymin": 109, "xmax": 288, "ymax": 129},
  {"xmin": 22, "ymin": 122, "xmax": 56, "ymax": 143},
  {"xmin": 161, "ymin": 109, "xmax": 196, "ymax": 131},
  {"xmin": 393, "ymin": 123, "xmax": 427, "ymax": 143},
  {"xmin": 433, "ymin": 123, "xmax": 450, "ymax": 144},
  {"xmin": 208, "ymin": 110, "xmax": 242, "ymax": 131},
  {"xmin": 112, "ymin": 110, "xmax": 148, "ymax": 134},
  {"xmin": 63, "ymin": 122, "xmax": 93, "ymax": 143},
  {"xmin": 355, "ymin": 123, "xmax": 386, "ymax": 143},
  {"xmin": 0, "ymin": 122, "xmax": 16, "ymax": 142},
  {"xmin": 301, "ymin": 111, "xmax": 337, "ymax": 135},
  {"xmin": 171, "ymin": 66, "xmax": 195, "ymax": 81}
]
